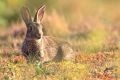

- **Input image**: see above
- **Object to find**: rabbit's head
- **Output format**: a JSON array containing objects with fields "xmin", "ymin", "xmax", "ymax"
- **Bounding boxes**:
[{"xmin": 21, "ymin": 5, "xmax": 45, "ymax": 40}]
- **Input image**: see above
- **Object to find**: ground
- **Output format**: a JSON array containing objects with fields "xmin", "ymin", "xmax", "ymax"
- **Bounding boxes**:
[{"xmin": 0, "ymin": 22, "xmax": 120, "ymax": 80}]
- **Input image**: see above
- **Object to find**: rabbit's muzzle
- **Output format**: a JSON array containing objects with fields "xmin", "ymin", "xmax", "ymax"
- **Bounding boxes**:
[{"xmin": 35, "ymin": 33, "xmax": 41, "ymax": 39}]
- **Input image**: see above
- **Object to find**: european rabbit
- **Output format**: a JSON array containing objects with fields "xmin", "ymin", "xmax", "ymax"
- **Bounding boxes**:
[{"xmin": 21, "ymin": 5, "xmax": 75, "ymax": 63}]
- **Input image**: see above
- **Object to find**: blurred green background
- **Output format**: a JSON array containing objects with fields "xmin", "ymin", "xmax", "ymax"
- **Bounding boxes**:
[{"xmin": 0, "ymin": 0, "xmax": 120, "ymax": 26}]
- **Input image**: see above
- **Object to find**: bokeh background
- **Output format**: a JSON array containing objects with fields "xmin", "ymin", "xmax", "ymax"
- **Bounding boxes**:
[{"xmin": 0, "ymin": 0, "xmax": 120, "ymax": 79}]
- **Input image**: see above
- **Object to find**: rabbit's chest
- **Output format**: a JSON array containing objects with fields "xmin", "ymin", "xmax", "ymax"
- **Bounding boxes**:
[{"xmin": 22, "ymin": 40, "xmax": 41, "ymax": 54}]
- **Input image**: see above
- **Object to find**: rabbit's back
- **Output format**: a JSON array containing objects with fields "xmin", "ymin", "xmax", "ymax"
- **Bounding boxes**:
[{"xmin": 42, "ymin": 36, "xmax": 75, "ymax": 62}]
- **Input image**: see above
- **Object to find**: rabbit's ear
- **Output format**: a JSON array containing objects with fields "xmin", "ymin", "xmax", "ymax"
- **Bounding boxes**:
[
  {"xmin": 21, "ymin": 7, "xmax": 32, "ymax": 25},
  {"xmin": 34, "ymin": 5, "xmax": 46, "ymax": 23}
]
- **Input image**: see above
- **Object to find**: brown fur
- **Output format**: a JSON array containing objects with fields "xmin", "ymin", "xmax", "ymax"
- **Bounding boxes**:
[{"xmin": 21, "ymin": 5, "xmax": 75, "ymax": 63}]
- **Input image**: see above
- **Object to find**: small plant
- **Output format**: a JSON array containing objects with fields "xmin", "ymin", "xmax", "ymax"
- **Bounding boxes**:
[
  {"xmin": 34, "ymin": 61, "xmax": 45, "ymax": 75},
  {"xmin": 34, "ymin": 61, "xmax": 50, "ymax": 77},
  {"xmin": 3, "ymin": 75, "xmax": 9, "ymax": 80}
]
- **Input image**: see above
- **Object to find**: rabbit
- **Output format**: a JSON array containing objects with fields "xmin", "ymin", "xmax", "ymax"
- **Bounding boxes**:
[{"xmin": 21, "ymin": 5, "xmax": 75, "ymax": 63}]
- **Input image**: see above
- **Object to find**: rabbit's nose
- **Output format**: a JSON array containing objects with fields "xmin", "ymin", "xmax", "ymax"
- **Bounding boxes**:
[{"xmin": 36, "ymin": 34, "xmax": 41, "ymax": 39}]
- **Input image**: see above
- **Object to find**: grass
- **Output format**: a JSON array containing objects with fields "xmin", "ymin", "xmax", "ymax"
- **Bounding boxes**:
[{"xmin": 0, "ymin": 49, "xmax": 120, "ymax": 79}]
